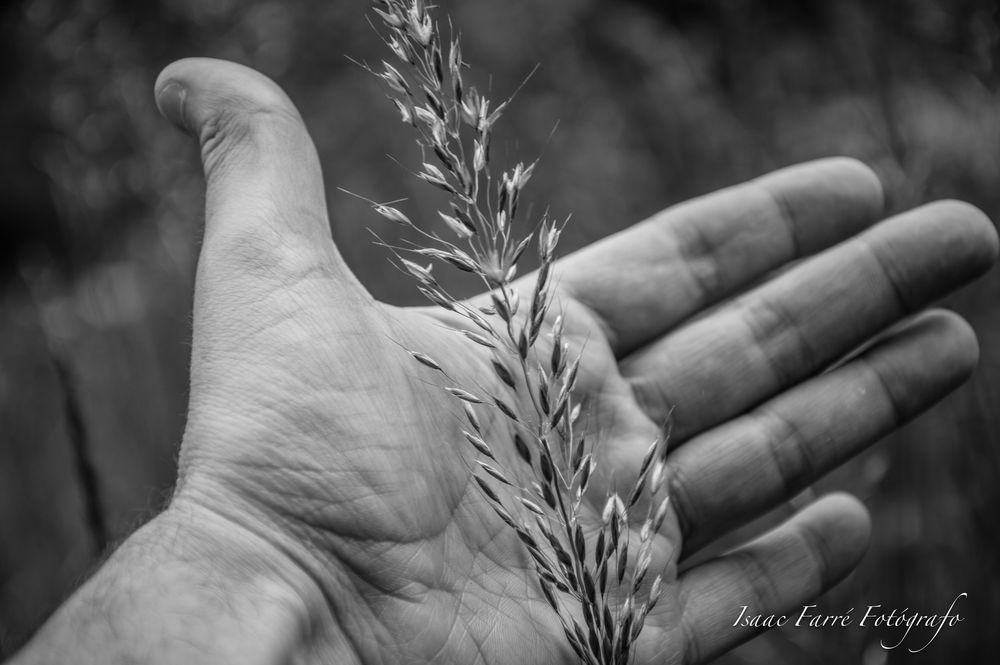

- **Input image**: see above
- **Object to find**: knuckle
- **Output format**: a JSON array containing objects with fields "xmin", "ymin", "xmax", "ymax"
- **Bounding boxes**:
[
  {"xmin": 199, "ymin": 108, "xmax": 250, "ymax": 176},
  {"xmin": 198, "ymin": 102, "xmax": 305, "ymax": 176}
]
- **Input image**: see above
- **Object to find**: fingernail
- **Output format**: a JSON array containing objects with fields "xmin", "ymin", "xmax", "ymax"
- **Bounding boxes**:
[{"xmin": 156, "ymin": 80, "xmax": 189, "ymax": 130}]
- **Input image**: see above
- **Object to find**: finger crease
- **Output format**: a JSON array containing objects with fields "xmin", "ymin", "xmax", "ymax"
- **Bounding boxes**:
[
  {"xmin": 742, "ymin": 295, "xmax": 816, "ymax": 390},
  {"xmin": 858, "ymin": 355, "xmax": 905, "ymax": 427},
  {"xmin": 858, "ymin": 239, "xmax": 912, "ymax": 313},
  {"xmin": 762, "ymin": 185, "xmax": 802, "ymax": 259},
  {"xmin": 675, "ymin": 221, "xmax": 724, "ymax": 306},
  {"xmin": 792, "ymin": 519, "xmax": 831, "ymax": 594},
  {"xmin": 666, "ymin": 460, "xmax": 697, "ymax": 543},
  {"xmin": 732, "ymin": 547, "xmax": 783, "ymax": 613},
  {"xmin": 754, "ymin": 408, "xmax": 808, "ymax": 499}
]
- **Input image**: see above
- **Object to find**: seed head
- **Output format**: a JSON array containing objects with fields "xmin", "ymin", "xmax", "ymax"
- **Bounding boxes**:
[{"xmin": 369, "ymin": 3, "xmax": 673, "ymax": 660}]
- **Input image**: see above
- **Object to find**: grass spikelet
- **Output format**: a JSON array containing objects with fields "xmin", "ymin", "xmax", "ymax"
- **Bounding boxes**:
[
  {"xmin": 365, "ymin": 2, "xmax": 675, "ymax": 662},
  {"xmin": 408, "ymin": 350, "xmax": 443, "ymax": 372}
]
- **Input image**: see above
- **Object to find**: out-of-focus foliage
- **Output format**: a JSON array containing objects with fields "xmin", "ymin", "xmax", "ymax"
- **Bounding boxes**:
[{"xmin": 0, "ymin": 0, "xmax": 998, "ymax": 662}]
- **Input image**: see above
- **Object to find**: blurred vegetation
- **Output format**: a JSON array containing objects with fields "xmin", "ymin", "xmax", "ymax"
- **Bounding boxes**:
[{"xmin": 1, "ymin": 0, "xmax": 999, "ymax": 662}]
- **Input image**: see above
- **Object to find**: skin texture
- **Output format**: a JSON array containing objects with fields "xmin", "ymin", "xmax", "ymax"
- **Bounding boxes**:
[{"xmin": 10, "ymin": 58, "xmax": 998, "ymax": 665}]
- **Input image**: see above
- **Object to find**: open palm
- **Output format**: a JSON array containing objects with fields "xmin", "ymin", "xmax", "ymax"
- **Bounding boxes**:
[{"xmin": 159, "ymin": 59, "xmax": 996, "ymax": 665}]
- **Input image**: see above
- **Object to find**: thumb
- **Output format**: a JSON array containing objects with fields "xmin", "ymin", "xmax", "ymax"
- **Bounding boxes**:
[{"xmin": 154, "ymin": 57, "xmax": 362, "ymax": 293}]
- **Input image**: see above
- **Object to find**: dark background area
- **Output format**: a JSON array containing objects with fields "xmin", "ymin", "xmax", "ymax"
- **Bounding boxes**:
[{"xmin": 1, "ymin": 0, "xmax": 999, "ymax": 663}]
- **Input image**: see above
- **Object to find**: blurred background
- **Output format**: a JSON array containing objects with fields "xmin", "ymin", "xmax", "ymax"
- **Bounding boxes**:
[{"xmin": 1, "ymin": 0, "xmax": 999, "ymax": 662}]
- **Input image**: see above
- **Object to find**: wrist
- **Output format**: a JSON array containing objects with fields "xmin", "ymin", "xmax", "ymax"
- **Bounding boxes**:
[{"xmin": 13, "ymin": 500, "xmax": 344, "ymax": 665}]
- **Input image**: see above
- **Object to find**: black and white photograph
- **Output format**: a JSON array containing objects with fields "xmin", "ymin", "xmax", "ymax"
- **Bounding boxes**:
[{"xmin": 1, "ymin": 1, "xmax": 998, "ymax": 663}]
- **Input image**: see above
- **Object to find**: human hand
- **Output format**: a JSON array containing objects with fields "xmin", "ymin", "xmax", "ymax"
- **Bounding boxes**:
[{"xmin": 13, "ymin": 58, "xmax": 996, "ymax": 665}]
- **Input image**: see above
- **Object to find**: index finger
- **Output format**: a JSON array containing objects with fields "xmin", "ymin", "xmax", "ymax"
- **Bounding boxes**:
[{"xmin": 557, "ymin": 158, "xmax": 885, "ymax": 357}]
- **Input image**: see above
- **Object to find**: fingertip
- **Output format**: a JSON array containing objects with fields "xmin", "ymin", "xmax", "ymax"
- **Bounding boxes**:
[
  {"xmin": 909, "ymin": 309, "xmax": 980, "ymax": 376},
  {"xmin": 817, "ymin": 156, "xmax": 886, "ymax": 217},
  {"xmin": 154, "ymin": 58, "xmax": 206, "ymax": 130},
  {"xmin": 795, "ymin": 492, "xmax": 871, "ymax": 585},
  {"xmin": 757, "ymin": 157, "xmax": 886, "ymax": 252},
  {"xmin": 667, "ymin": 492, "xmax": 872, "ymax": 663},
  {"xmin": 154, "ymin": 57, "xmax": 302, "ymax": 137},
  {"xmin": 868, "ymin": 310, "xmax": 981, "ymax": 415},
  {"xmin": 924, "ymin": 199, "xmax": 999, "ymax": 273},
  {"xmin": 154, "ymin": 78, "xmax": 189, "ymax": 130},
  {"xmin": 862, "ymin": 200, "xmax": 997, "ymax": 310}
]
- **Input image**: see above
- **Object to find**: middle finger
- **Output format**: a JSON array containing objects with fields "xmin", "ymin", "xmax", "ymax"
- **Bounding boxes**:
[{"xmin": 619, "ymin": 200, "xmax": 996, "ymax": 442}]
